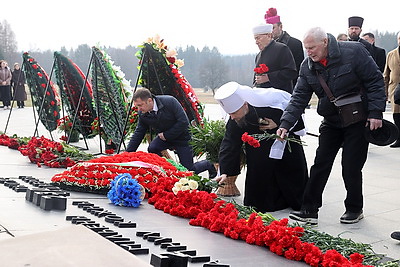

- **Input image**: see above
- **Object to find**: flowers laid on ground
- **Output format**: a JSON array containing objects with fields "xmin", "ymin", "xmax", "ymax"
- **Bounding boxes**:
[
  {"xmin": 107, "ymin": 173, "xmax": 144, "ymax": 207},
  {"xmin": 17, "ymin": 135, "xmax": 93, "ymax": 168},
  {"xmin": 47, "ymin": 149, "xmax": 399, "ymax": 266},
  {"xmin": 172, "ymin": 177, "xmax": 198, "ymax": 195},
  {"xmin": 0, "ymin": 133, "xmax": 92, "ymax": 168},
  {"xmin": 51, "ymin": 151, "xmax": 193, "ymax": 194},
  {"xmin": 254, "ymin": 63, "xmax": 269, "ymax": 75},
  {"xmin": 147, "ymin": 172, "xmax": 397, "ymax": 266},
  {"xmin": 0, "ymin": 133, "xmax": 29, "ymax": 150},
  {"xmin": 136, "ymin": 35, "xmax": 204, "ymax": 125}
]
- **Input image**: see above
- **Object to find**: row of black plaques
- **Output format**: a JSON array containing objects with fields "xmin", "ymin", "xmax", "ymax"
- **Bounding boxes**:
[{"xmin": 0, "ymin": 176, "xmax": 230, "ymax": 266}]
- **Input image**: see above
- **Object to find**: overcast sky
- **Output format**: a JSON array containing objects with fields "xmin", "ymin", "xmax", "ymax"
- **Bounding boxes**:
[{"xmin": 2, "ymin": 0, "xmax": 399, "ymax": 55}]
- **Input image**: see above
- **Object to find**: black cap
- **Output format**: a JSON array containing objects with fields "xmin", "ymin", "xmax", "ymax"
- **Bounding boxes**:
[
  {"xmin": 364, "ymin": 119, "xmax": 399, "ymax": 146},
  {"xmin": 348, "ymin": 16, "xmax": 364, "ymax": 28}
]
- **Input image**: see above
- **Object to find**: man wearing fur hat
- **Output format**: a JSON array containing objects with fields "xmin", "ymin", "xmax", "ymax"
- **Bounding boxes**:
[
  {"xmin": 265, "ymin": 7, "xmax": 304, "ymax": 87},
  {"xmin": 253, "ymin": 23, "xmax": 297, "ymax": 93},
  {"xmin": 214, "ymin": 82, "xmax": 308, "ymax": 212}
]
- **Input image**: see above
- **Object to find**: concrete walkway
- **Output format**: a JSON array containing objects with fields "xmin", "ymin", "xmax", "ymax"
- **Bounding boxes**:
[{"xmin": 0, "ymin": 104, "xmax": 399, "ymax": 266}]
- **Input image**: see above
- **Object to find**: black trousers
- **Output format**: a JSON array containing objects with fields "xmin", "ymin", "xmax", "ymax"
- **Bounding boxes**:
[
  {"xmin": 0, "ymin": 85, "xmax": 11, "ymax": 106},
  {"xmin": 302, "ymin": 121, "xmax": 369, "ymax": 213},
  {"xmin": 147, "ymin": 136, "xmax": 213, "ymax": 174}
]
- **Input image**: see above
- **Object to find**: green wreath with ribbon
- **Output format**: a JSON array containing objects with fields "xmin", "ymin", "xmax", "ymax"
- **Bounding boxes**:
[
  {"xmin": 53, "ymin": 51, "xmax": 97, "ymax": 137},
  {"xmin": 22, "ymin": 52, "xmax": 61, "ymax": 132}
]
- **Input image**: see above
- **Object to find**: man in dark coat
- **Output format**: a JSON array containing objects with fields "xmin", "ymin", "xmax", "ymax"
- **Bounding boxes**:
[
  {"xmin": 277, "ymin": 27, "xmax": 386, "ymax": 225},
  {"xmin": 214, "ymin": 82, "xmax": 308, "ymax": 212},
  {"xmin": 126, "ymin": 88, "xmax": 216, "ymax": 177},
  {"xmin": 265, "ymin": 7, "xmax": 304, "ymax": 87},
  {"xmin": 252, "ymin": 23, "xmax": 297, "ymax": 93},
  {"xmin": 362, "ymin": 32, "xmax": 386, "ymax": 73}
]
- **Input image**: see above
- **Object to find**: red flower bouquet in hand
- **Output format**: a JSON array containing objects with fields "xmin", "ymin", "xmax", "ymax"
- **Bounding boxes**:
[
  {"xmin": 241, "ymin": 132, "xmax": 261, "ymax": 148},
  {"xmin": 254, "ymin": 64, "xmax": 269, "ymax": 75},
  {"xmin": 241, "ymin": 132, "xmax": 305, "ymax": 151}
]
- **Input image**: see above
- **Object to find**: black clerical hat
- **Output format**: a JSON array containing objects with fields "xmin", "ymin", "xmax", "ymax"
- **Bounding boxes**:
[
  {"xmin": 348, "ymin": 16, "xmax": 364, "ymax": 28},
  {"xmin": 364, "ymin": 119, "xmax": 399, "ymax": 146}
]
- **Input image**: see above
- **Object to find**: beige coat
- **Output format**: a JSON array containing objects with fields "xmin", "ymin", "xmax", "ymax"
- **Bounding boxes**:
[
  {"xmin": 0, "ymin": 67, "xmax": 12, "ymax": 85},
  {"xmin": 383, "ymin": 47, "xmax": 400, "ymax": 113}
]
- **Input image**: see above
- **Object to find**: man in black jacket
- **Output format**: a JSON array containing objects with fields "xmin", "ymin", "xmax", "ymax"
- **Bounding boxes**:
[
  {"xmin": 126, "ymin": 88, "xmax": 216, "ymax": 178},
  {"xmin": 265, "ymin": 7, "xmax": 304, "ymax": 87},
  {"xmin": 277, "ymin": 27, "xmax": 386, "ymax": 225},
  {"xmin": 362, "ymin": 32, "xmax": 386, "ymax": 73}
]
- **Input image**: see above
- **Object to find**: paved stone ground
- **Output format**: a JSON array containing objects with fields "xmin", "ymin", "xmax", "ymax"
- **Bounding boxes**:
[{"xmin": 0, "ymin": 104, "xmax": 399, "ymax": 266}]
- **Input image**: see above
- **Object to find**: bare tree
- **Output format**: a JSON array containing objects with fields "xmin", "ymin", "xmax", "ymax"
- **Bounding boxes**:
[{"xmin": 199, "ymin": 47, "xmax": 228, "ymax": 90}]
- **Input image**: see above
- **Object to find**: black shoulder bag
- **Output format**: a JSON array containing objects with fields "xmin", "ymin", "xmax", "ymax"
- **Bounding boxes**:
[{"xmin": 317, "ymin": 73, "xmax": 366, "ymax": 127}]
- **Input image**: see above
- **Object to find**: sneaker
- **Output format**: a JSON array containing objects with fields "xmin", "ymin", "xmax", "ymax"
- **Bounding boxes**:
[
  {"xmin": 340, "ymin": 210, "xmax": 364, "ymax": 224},
  {"xmin": 391, "ymin": 231, "xmax": 400, "ymax": 241},
  {"xmin": 289, "ymin": 210, "xmax": 318, "ymax": 225}
]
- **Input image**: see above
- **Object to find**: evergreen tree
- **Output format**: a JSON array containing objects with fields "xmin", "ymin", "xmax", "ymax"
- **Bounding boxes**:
[
  {"xmin": 375, "ymin": 31, "xmax": 398, "ymax": 52},
  {"xmin": 0, "ymin": 20, "xmax": 18, "ymax": 62}
]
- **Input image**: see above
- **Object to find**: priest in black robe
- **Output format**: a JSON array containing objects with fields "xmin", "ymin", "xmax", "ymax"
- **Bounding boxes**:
[{"xmin": 214, "ymin": 82, "xmax": 308, "ymax": 212}]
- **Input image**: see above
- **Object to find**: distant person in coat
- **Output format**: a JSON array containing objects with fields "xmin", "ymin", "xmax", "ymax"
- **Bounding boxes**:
[
  {"xmin": 11, "ymin": 63, "xmax": 27, "ymax": 108},
  {"xmin": 0, "ymin": 60, "xmax": 12, "ymax": 109},
  {"xmin": 265, "ymin": 7, "xmax": 304, "ymax": 87},
  {"xmin": 126, "ymin": 88, "xmax": 217, "ymax": 178},
  {"xmin": 362, "ymin": 32, "xmax": 386, "ymax": 73},
  {"xmin": 214, "ymin": 81, "xmax": 308, "ymax": 212},
  {"xmin": 383, "ymin": 32, "xmax": 400, "ymax": 147},
  {"xmin": 252, "ymin": 23, "xmax": 297, "ymax": 93}
]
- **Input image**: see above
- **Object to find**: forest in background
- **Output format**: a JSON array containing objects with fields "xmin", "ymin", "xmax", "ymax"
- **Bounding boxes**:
[{"xmin": 1, "ymin": 20, "xmax": 399, "ymax": 92}]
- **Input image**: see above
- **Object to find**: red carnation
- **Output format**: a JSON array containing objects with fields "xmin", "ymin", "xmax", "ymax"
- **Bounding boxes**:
[
  {"xmin": 241, "ymin": 132, "xmax": 260, "ymax": 148},
  {"xmin": 254, "ymin": 64, "xmax": 269, "ymax": 74},
  {"xmin": 105, "ymin": 149, "xmax": 114, "ymax": 154}
]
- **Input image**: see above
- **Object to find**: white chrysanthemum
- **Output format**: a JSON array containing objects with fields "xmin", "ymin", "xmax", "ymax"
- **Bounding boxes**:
[
  {"xmin": 174, "ymin": 182, "xmax": 183, "ymax": 190},
  {"xmin": 181, "ymin": 185, "xmax": 190, "ymax": 191},
  {"xmin": 176, "ymin": 59, "xmax": 184, "ymax": 68},
  {"xmin": 188, "ymin": 180, "xmax": 198, "ymax": 190},
  {"xmin": 172, "ymin": 187, "xmax": 179, "ymax": 195},
  {"xmin": 179, "ymin": 178, "xmax": 189, "ymax": 185}
]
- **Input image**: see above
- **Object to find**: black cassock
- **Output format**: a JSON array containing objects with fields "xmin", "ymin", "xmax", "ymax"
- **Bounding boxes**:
[{"xmin": 219, "ymin": 104, "xmax": 308, "ymax": 212}]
